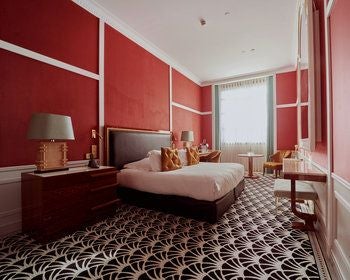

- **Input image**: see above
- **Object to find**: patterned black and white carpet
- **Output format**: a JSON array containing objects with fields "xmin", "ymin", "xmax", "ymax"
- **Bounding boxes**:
[{"xmin": 0, "ymin": 175, "xmax": 325, "ymax": 279}]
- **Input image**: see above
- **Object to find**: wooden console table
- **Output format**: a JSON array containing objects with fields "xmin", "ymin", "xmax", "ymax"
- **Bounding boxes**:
[{"xmin": 281, "ymin": 159, "xmax": 326, "ymax": 231}]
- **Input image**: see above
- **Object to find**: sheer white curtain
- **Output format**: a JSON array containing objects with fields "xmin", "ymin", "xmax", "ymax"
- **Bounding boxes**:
[{"xmin": 219, "ymin": 78, "xmax": 268, "ymax": 172}]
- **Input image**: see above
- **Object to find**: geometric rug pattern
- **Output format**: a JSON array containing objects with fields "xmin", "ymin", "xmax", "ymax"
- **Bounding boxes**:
[{"xmin": 0, "ymin": 175, "xmax": 320, "ymax": 279}]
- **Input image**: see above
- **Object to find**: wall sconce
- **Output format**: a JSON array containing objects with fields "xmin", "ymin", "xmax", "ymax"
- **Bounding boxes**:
[
  {"xmin": 181, "ymin": 131, "xmax": 194, "ymax": 148},
  {"xmin": 27, "ymin": 113, "xmax": 75, "ymax": 173}
]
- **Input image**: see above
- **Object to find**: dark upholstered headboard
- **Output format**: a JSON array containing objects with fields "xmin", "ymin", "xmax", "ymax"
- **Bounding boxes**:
[{"xmin": 106, "ymin": 128, "xmax": 171, "ymax": 170}]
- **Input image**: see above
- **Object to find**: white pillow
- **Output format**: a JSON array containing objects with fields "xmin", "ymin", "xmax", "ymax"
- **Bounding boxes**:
[
  {"xmin": 148, "ymin": 150, "xmax": 162, "ymax": 172},
  {"xmin": 178, "ymin": 149, "xmax": 188, "ymax": 166},
  {"xmin": 123, "ymin": 158, "xmax": 151, "ymax": 171}
]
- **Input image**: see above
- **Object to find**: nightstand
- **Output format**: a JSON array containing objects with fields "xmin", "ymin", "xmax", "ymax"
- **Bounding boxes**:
[{"xmin": 21, "ymin": 166, "xmax": 119, "ymax": 242}]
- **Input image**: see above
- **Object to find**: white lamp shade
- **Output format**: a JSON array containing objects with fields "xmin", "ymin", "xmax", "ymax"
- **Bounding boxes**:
[
  {"xmin": 181, "ymin": 131, "xmax": 194, "ymax": 142},
  {"xmin": 27, "ymin": 113, "xmax": 75, "ymax": 140}
]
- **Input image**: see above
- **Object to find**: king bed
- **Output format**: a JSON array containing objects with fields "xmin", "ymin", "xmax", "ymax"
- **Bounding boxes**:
[{"xmin": 106, "ymin": 127, "xmax": 245, "ymax": 223}]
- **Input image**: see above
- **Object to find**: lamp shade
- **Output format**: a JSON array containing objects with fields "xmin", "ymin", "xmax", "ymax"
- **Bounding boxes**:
[
  {"xmin": 180, "ymin": 131, "xmax": 194, "ymax": 142},
  {"xmin": 27, "ymin": 113, "xmax": 75, "ymax": 140}
]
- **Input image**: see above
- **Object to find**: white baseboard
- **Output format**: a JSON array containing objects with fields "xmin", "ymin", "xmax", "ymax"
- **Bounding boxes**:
[{"xmin": 331, "ymin": 174, "xmax": 350, "ymax": 279}]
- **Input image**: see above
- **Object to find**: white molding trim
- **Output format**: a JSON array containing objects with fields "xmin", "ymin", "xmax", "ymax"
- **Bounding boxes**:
[
  {"xmin": 98, "ymin": 19, "xmax": 105, "ymax": 164},
  {"xmin": 201, "ymin": 65, "xmax": 296, "ymax": 87},
  {"xmin": 334, "ymin": 190, "xmax": 350, "ymax": 213},
  {"xmin": 0, "ymin": 39, "xmax": 99, "ymax": 80},
  {"xmin": 169, "ymin": 67, "xmax": 173, "ymax": 131},
  {"xmin": 73, "ymin": 0, "xmax": 201, "ymax": 86},
  {"xmin": 326, "ymin": 0, "xmax": 336, "ymax": 18},
  {"xmin": 332, "ymin": 173, "xmax": 350, "ymax": 192},
  {"xmin": 0, "ymin": 160, "xmax": 89, "ymax": 184},
  {"xmin": 276, "ymin": 103, "xmax": 298, "ymax": 109},
  {"xmin": 171, "ymin": 102, "xmax": 212, "ymax": 116},
  {"xmin": 332, "ymin": 239, "xmax": 350, "ymax": 279},
  {"xmin": 300, "ymin": 102, "xmax": 309, "ymax": 106}
]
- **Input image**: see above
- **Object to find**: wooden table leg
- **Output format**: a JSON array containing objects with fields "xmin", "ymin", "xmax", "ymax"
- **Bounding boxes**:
[
  {"xmin": 248, "ymin": 157, "xmax": 253, "ymax": 177},
  {"xmin": 244, "ymin": 157, "xmax": 259, "ymax": 179},
  {"xmin": 290, "ymin": 179, "xmax": 317, "ymax": 231}
]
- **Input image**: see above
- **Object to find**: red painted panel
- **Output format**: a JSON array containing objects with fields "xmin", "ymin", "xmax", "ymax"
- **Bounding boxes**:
[
  {"xmin": 201, "ymin": 86, "xmax": 212, "ymax": 112},
  {"xmin": 172, "ymin": 70, "xmax": 201, "ymax": 111},
  {"xmin": 301, "ymin": 106, "xmax": 308, "ymax": 139},
  {"xmin": 311, "ymin": 0, "xmax": 327, "ymax": 168},
  {"xmin": 276, "ymin": 71, "xmax": 297, "ymax": 105},
  {"xmin": 0, "ymin": 0, "xmax": 99, "ymax": 73},
  {"xmin": 276, "ymin": 107, "xmax": 298, "ymax": 150},
  {"xmin": 0, "ymin": 50, "xmax": 98, "ymax": 167},
  {"xmin": 172, "ymin": 106, "xmax": 201, "ymax": 148},
  {"xmin": 300, "ymin": 69, "xmax": 308, "ymax": 103},
  {"xmin": 201, "ymin": 115, "xmax": 212, "ymax": 149},
  {"xmin": 104, "ymin": 25, "xmax": 170, "ymax": 131},
  {"xmin": 330, "ymin": 0, "xmax": 350, "ymax": 181}
]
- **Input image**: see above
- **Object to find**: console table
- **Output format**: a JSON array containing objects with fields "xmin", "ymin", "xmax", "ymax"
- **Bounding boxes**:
[{"xmin": 281, "ymin": 159, "xmax": 326, "ymax": 231}]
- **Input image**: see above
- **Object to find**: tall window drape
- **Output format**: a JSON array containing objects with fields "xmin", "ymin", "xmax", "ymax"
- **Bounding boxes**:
[{"xmin": 216, "ymin": 77, "xmax": 273, "ymax": 172}]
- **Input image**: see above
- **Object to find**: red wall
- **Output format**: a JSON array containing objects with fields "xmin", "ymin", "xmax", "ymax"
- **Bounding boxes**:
[
  {"xmin": 0, "ymin": 0, "xmax": 99, "ymax": 73},
  {"xmin": 330, "ymin": 0, "xmax": 350, "ymax": 181},
  {"xmin": 310, "ymin": 0, "xmax": 327, "ymax": 168},
  {"xmin": 276, "ymin": 71, "xmax": 297, "ymax": 105},
  {"xmin": 172, "ymin": 70, "xmax": 202, "ymax": 147},
  {"xmin": 0, "ymin": 0, "xmax": 99, "ymax": 167},
  {"xmin": 172, "ymin": 107, "xmax": 201, "ymax": 148},
  {"xmin": 275, "ymin": 71, "xmax": 298, "ymax": 150},
  {"xmin": 172, "ymin": 70, "xmax": 201, "ymax": 111},
  {"xmin": 104, "ymin": 25, "xmax": 170, "ymax": 131},
  {"xmin": 1, "ymin": 0, "xmax": 205, "ymax": 167}
]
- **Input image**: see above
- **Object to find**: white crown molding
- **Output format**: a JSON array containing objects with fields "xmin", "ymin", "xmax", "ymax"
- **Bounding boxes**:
[
  {"xmin": 332, "ymin": 173, "xmax": 350, "ymax": 192},
  {"xmin": 201, "ymin": 65, "xmax": 297, "ymax": 86},
  {"xmin": 172, "ymin": 102, "xmax": 212, "ymax": 116},
  {"xmin": 73, "ymin": 0, "xmax": 201, "ymax": 86},
  {"xmin": 0, "ymin": 40, "xmax": 99, "ymax": 80}
]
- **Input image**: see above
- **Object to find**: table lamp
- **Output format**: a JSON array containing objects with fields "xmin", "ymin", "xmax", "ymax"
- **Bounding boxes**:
[
  {"xmin": 27, "ymin": 113, "xmax": 75, "ymax": 173},
  {"xmin": 181, "ymin": 131, "xmax": 194, "ymax": 148}
]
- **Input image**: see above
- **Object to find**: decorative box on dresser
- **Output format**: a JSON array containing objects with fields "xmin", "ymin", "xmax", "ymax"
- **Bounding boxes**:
[{"xmin": 21, "ymin": 166, "xmax": 119, "ymax": 242}]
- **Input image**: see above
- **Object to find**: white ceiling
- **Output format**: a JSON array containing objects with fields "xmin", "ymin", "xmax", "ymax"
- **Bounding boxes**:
[{"xmin": 94, "ymin": 0, "xmax": 298, "ymax": 84}]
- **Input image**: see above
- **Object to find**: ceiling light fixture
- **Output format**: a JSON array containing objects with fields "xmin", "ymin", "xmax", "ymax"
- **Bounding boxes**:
[
  {"xmin": 224, "ymin": 11, "xmax": 230, "ymax": 16},
  {"xmin": 200, "ymin": 18, "xmax": 206, "ymax": 26}
]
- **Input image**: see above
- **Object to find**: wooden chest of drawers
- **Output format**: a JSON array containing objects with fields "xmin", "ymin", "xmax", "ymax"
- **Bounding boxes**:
[{"xmin": 21, "ymin": 166, "xmax": 119, "ymax": 242}]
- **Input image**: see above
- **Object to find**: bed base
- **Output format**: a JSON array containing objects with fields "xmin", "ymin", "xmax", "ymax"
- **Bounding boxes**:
[{"xmin": 117, "ymin": 179, "xmax": 245, "ymax": 223}]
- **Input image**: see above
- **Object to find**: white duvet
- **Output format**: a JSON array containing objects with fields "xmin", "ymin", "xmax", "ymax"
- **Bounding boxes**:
[{"xmin": 118, "ymin": 162, "xmax": 244, "ymax": 201}]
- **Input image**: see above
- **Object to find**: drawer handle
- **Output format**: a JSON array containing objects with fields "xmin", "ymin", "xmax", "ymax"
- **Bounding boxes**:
[
  {"xmin": 90, "ymin": 171, "xmax": 118, "ymax": 178},
  {"xmin": 90, "ymin": 183, "xmax": 117, "ymax": 193},
  {"xmin": 91, "ymin": 199, "xmax": 120, "ymax": 211}
]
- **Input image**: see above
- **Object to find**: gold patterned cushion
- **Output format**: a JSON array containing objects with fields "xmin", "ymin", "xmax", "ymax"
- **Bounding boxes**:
[
  {"xmin": 161, "ymin": 147, "xmax": 182, "ymax": 172},
  {"xmin": 186, "ymin": 146, "xmax": 200, "ymax": 165}
]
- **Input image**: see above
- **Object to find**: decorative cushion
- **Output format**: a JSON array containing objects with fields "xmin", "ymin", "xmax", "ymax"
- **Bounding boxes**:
[
  {"xmin": 161, "ymin": 147, "xmax": 182, "ymax": 172},
  {"xmin": 186, "ymin": 146, "xmax": 200, "ymax": 165}
]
